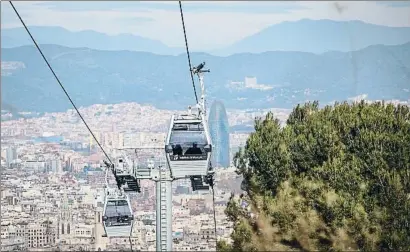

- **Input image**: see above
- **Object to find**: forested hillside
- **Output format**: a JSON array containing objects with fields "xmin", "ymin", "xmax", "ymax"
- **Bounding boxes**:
[
  {"xmin": 2, "ymin": 43, "xmax": 410, "ymax": 112},
  {"xmin": 218, "ymin": 100, "xmax": 410, "ymax": 251}
]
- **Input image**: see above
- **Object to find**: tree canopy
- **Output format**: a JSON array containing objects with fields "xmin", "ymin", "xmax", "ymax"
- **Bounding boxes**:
[{"xmin": 219, "ymin": 100, "xmax": 410, "ymax": 251}]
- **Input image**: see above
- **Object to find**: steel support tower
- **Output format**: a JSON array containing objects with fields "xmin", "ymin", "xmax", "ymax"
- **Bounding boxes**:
[
  {"xmin": 112, "ymin": 64, "xmax": 213, "ymax": 251},
  {"xmin": 121, "ymin": 147, "xmax": 174, "ymax": 252}
]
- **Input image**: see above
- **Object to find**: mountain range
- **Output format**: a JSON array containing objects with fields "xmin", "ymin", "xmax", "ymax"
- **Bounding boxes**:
[
  {"xmin": 2, "ymin": 26, "xmax": 184, "ymax": 55},
  {"xmin": 215, "ymin": 19, "xmax": 410, "ymax": 55},
  {"xmin": 3, "ymin": 19, "xmax": 410, "ymax": 55},
  {"xmin": 2, "ymin": 42, "xmax": 409, "ymax": 113}
]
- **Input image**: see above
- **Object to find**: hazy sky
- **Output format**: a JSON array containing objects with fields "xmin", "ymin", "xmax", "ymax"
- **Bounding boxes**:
[{"xmin": 2, "ymin": 1, "xmax": 410, "ymax": 50}]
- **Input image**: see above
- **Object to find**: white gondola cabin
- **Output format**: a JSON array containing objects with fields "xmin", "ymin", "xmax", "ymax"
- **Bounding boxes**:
[
  {"xmin": 102, "ymin": 193, "xmax": 134, "ymax": 237},
  {"xmin": 111, "ymin": 154, "xmax": 141, "ymax": 193},
  {"xmin": 165, "ymin": 113, "xmax": 212, "ymax": 179},
  {"xmin": 115, "ymin": 156, "xmax": 128, "ymax": 175}
]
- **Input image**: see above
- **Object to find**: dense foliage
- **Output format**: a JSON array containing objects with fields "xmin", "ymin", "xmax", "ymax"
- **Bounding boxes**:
[{"xmin": 218, "ymin": 100, "xmax": 410, "ymax": 251}]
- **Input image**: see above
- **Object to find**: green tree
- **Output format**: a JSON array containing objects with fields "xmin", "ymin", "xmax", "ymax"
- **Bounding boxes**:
[{"xmin": 225, "ymin": 101, "xmax": 410, "ymax": 251}]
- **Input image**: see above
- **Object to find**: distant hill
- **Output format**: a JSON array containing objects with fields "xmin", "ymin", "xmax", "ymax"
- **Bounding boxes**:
[
  {"xmin": 1, "ymin": 26, "xmax": 184, "ymax": 55},
  {"xmin": 215, "ymin": 19, "xmax": 410, "ymax": 55},
  {"xmin": 1, "ymin": 42, "xmax": 409, "ymax": 113},
  {"xmin": 3, "ymin": 19, "xmax": 410, "ymax": 56}
]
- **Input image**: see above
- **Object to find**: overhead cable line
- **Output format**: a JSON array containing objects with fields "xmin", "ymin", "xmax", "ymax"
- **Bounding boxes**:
[
  {"xmin": 178, "ymin": 1, "xmax": 199, "ymax": 104},
  {"xmin": 210, "ymin": 176, "xmax": 218, "ymax": 250},
  {"xmin": 129, "ymin": 235, "xmax": 133, "ymax": 252},
  {"xmin": 178, "ymin": 2, "xmax": 218, "ymax": 249},
  {"xmin": 9, "ymin": 1, "xmax": 113, "ymax": 165}
]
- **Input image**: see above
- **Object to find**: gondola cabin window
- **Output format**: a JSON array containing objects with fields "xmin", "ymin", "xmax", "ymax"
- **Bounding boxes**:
[
  {"xmin": 103, "ymin": 200, "xmax": 132, "ymax": 227},
  {"xmin": 117, "ymin": 158, "xmax": 125, "ymax": 173},
  {"xmin": 168, "ymin": 122, "xmax": 210, "ymax": 160}
]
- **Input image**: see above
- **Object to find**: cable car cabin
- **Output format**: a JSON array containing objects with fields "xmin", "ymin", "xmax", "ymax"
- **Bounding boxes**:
[
  {"xmin": 112, "ymin": 156, "xmax": 141, "ymax": 193},
  {"xmin": 114, "ymin": 156, "xmax": 132, "ymax": 176},
  {"xmin": 102, "ymin": 195, "xmax": 134, "ymax": 237},
  {"xmin": 165, "ymin": 114, "xmax": 212, "ymax": 179}
]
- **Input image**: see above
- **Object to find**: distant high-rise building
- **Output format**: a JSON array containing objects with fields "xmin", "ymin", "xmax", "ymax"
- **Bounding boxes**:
[
  {"xmin": 6, "ymin": 147, "xmax": 17, "ymax": 167},
  {"xmin": 208, "ymin": 100, "xmax": 230, "ymax": 168},
  {"xmin": 245, "ymin": 76, "xmax": 257, "ymax": 87},
  {"xmin": 50, "ymin": 159, "xmax": 62, "ymax": 173}
]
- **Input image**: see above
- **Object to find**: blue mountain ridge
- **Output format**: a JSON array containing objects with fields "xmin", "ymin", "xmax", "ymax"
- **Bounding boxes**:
[
  {"xmin": 2, "ymin": 42, "xmax": 409, "ymax": 113},
  {"xmin": 215, "ymin": 19, "xmax": 410, "ymax": 55},
  {"xmin": 3, "ymin": 19, "xmax": 410, "ymax": 55},
  {"xmin": 2, "ymin": 26, "xmax": 184, "ymax": 55}
]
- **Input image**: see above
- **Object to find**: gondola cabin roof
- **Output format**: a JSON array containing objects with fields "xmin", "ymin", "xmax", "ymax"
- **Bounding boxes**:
[
  {"xmin": 173, "ymin": 112, "xmax": 202, "ymax": 121},
  {"xmin": 173, "ymin": 118, "xmax": 202, "ymax": 124}
]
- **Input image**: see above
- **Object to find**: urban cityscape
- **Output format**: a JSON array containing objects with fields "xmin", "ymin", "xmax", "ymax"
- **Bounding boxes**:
[
  {"xmin": 0, "ymin": 99, "xmax": 290, "ymax": 251},
  {"xmin": 2, "ymin": 1, "xmax": 409, "ymax": 251}
]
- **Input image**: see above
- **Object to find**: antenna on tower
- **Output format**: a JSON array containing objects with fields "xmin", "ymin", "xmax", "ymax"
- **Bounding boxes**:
[{"xmin": 191, "ymin": 62, "xmax": 210, "ymax": 116}]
